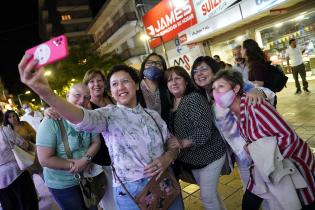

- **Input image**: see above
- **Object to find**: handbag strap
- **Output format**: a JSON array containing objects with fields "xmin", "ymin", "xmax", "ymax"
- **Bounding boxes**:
[
  {"xmin": 143, "ymin": 109, "xmax": 164, "ymax": 144},
  {"xmin": 111, "ymin": 108, "xmax": 165, "ymax": 207},
  {"xmin": 56, "ymin": 120, "xmax": 73, "ymax": 159},
  {"xmin": 111, "ymin": 165, "xmax": 140, "ymax": 206}
]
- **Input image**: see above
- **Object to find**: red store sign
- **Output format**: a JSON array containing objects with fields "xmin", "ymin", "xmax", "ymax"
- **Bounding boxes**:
[{"xmin": 143, "ymin": 0, "xmax": 197, "ymax": 48}]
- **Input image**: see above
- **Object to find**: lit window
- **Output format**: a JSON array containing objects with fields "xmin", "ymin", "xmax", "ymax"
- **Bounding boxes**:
[{"xmin": 61, "ymin": 14, "xmax": 71, "ymax": 21}]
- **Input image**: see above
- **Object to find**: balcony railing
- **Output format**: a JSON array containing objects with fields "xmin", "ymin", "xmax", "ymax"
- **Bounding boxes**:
[
  {"xmin": 96, "ymin": 12, "xmax": 137, "ymax": 47},
  {"xmin": 118, "ymin": 47, "xmax": 146, "ymax": 60}
]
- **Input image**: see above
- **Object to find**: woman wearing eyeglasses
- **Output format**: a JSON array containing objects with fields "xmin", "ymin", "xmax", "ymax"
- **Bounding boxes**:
[{"xmin": 138, "ymin": 53, "xmax": 171, "ymax": 122}]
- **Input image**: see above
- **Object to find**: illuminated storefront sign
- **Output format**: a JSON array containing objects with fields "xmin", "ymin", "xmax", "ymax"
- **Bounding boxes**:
[
  {"xmin": 142, "ymin": 0, "xmax": 197, "ymax": 48},
  {"xmin": 179, "ymin": 0, "xmax": 287, "ymax": 44},
  {"xmin": 193, "ymin": 0, "xmax": 238, "ymax": 23}
]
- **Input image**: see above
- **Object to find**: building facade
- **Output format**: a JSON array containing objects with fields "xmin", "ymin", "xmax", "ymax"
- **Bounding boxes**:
[{"xmin": 38, "ymin": 0, "xmax": 94, "ymax": 45}]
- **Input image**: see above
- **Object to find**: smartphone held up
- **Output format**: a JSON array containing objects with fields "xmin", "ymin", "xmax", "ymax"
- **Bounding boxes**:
[{"xmin": 25, "ymin": 35, "xmax": 69, "ymax": 69}]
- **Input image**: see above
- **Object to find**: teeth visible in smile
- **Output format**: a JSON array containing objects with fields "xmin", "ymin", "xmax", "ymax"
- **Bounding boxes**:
[{"xmin": 119, "ymin": 93, "xmax": 127, "ymax": 96}]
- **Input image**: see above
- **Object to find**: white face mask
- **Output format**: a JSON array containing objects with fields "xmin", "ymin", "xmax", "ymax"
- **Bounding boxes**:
[
  {"xmin": 213, "ymin": 90, "xmax": 236, "ymax": 108},
  {"xmin": 24, "ymin": 108, "xmax": 32, "ymax": 114}
]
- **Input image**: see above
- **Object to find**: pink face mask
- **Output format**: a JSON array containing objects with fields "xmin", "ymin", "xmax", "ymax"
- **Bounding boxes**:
[{"xmin": 213, "ymin": 90, "xmax": 236, "ymax": 108}]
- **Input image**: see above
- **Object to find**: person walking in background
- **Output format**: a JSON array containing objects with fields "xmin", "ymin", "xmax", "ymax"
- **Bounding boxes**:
[
  {"xmin": 21, "ymin": 103, "xmax": 43, "ymax": 131},
  {"xmin": 4, "ymin": 110, "xmax": 36, "ymax": 145},
  {"xmin": 286, "ymin": 38, "xmax": 310, "ymax": 94},
  {"xmin": 242, "ymin": 39, "xmax": 269, "ymax": 88},
  {"xmin": 233, "ymin": 45, "xmax": 249, "ymax": 82},
  {"xmin": 0, "ymin": 110, "xmax": 39, "ymax": 210},
  {"xmin": 213, "ymin": 55, "xmax": 221, "ymax": 63},
  {"xmin": 36, "ymin": 83, "xmax": 101, "ymax": 210}
]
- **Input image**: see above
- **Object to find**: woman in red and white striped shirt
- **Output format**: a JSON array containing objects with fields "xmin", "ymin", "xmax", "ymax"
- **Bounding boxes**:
[{"xmin": 211, "ymin": 70, "xmax": 315, "ymax": 210}]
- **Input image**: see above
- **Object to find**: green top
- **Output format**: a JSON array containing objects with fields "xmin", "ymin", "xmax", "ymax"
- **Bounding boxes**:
[{"xmin": 36, "ymin": 118, "xmax": 98, "ymax": 189}]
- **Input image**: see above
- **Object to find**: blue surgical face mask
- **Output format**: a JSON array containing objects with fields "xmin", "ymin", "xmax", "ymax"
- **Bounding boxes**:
[{"xmin": 143, "ymin": 66, "xmax": 164, "ymax": 81}]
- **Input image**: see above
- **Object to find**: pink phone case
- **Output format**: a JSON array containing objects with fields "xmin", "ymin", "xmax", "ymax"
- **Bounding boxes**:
[{"xmin": 25, "ymin": 35, "xmax": 69, "ymax": 69}]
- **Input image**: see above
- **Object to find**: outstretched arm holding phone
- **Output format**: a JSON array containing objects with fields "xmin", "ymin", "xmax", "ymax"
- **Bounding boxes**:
[{"xmin": 18, "ymin": 54, "xmax": 83, "ymax": 124}]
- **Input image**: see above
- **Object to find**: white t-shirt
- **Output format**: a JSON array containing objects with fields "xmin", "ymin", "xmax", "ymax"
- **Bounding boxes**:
[
  {"xmin": 20, "ymin": 111, "xmax": 43, "ymax": 131},
  {"xmin": 286, "ymin": 46, "xmax": 304, "ymax": 66}
]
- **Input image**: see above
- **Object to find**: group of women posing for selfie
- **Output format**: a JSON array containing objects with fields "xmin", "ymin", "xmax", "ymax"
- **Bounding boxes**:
[{"xmin": 16, "ymin": 38, "xmax": 315, "ymax": 210}]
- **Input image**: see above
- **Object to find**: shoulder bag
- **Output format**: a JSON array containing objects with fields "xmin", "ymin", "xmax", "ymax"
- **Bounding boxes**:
[
  {"xmin": 112, "ymin": 110, "xmax": 181, "ymax": 210},
  {"xmin": 1, "ymin": 126, "xmax": 35, "ymax": 170},
  {"xmin": 57, "ymin": 120, "xmax": 107, "ymax": 209}
]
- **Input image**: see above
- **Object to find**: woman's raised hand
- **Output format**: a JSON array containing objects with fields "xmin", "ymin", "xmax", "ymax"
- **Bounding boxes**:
[{"xmin": 18, "ymin": 54, "xmax": 53, "ymax": 99}]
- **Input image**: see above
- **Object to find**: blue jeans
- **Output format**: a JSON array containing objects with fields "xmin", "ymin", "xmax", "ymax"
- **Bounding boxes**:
[
  {"xmin": 49, "ymin": 185, "xmax": 97, "ymax": 210},
  {"xmin": 114, "ymin": 177, "xmax": 184, "ymax": 210}
]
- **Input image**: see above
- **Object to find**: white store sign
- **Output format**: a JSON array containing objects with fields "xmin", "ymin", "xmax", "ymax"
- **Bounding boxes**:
[
  {"xmin": 241, "ymin": 0, "xmax": 288, "ymax": 19},
  {"xmin": 193, "ymin": 0, "xmax": 238, "ymax": 23},
  {"xmin": 179, "ymin": 0, "xmax": 288, "ymax": 44}
]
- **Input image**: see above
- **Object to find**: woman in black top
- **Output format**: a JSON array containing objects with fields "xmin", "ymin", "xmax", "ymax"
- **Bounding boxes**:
[
  {"xmin": 165, "ymin": 66, "xmax": 226, "ymax": 210},
  {"xmin": 137, "ymin": 53, "xmax": 171, "ymax": 123}
]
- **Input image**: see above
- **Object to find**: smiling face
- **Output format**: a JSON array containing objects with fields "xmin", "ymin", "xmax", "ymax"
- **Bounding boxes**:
[
  {"xmin": 167, "ymin": 71, "xmax": 188, "ymax": 98},
  {"xmin": 193, "ymin": 62, "xmax": 215, "ymax": 89},
  {"xmin": 67, "ymin": 85, "xmax": 91, "ymax": 108},
  {"xmin": 109, "ymin": 71, "xmax": 137, "ymax": 107},
  {"xmin": 87, "ymin": 73, "xmax": 105, "ymax": 98}
]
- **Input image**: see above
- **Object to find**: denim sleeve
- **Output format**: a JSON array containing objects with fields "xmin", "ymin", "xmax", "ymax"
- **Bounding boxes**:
[{"xmin": 243, "ymin": 81, "xmax": 254, "ymax": 93}]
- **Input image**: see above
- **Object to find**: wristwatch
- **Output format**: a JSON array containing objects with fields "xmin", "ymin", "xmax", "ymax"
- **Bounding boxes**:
[{"xmin": 83, "ymin": 154, "xmax": 92, "ymax": 162}]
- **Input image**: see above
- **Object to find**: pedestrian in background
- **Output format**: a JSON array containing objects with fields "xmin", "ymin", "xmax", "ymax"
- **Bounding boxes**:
[
  {"xmin": 0, "ymin": 110, "xmax": 38, "ymax": 210},
  {"xmin": 21, "ymin": 103, "xmax": 43, "ymax": 131},
  {"xmin": 286, "ymin": 38, "xmax": 310, "ymax": 94}
]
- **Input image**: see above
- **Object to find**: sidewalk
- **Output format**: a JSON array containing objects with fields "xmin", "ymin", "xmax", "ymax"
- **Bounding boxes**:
[{"xmin": 182, "ymin": 77, "xmax": 315, "ymax": 210}]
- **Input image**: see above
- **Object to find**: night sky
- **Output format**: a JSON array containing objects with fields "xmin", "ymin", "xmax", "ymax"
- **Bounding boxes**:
[{"xmin": 0, "ymin": 1, "xmax": 42, "ymax": 95}]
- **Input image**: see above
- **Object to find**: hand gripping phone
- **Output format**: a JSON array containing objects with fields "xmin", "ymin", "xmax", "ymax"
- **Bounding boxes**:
[{"xmin": 25, "ymin": 35, "xmax": 69, "ymax": 69}]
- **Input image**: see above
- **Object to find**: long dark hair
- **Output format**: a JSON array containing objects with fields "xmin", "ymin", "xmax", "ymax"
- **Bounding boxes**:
[
  {"xmin": 137, "ymin": 53, "xmax": 170, "ymax": 122},
  {"xmin": 139, "ymin": 53, "xmax": 167, "ymax": 80},
  {"xmin": 242, "ymin": 39, "xmax": 267, "ymax": 72},
  {"xmin": 4, "ymin": 110, "xmax": 20, "ymax": 129},
  {"xmin": 0, "ymin": 111, "xmax": 3, "ymax": 125}
]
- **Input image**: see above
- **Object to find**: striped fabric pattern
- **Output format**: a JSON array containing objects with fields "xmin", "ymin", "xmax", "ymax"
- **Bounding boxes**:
[{"xmin": 239, "ymin": 95, "xmax": 315, "ymax": 205}]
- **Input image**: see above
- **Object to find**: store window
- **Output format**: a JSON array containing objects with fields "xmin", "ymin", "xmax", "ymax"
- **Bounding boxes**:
[
  {"xmin": 257, "ymin": 10, "xmax": 315, "ymax": 74},
  {"xmin": 210, "ymin": 34, "xmax": 249, "ymax": 66}
]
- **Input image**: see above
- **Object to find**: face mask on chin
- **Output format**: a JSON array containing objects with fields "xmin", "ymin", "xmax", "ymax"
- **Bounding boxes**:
[
  {"xmin": 143, "ymin": 66, "xmax": 164, "ymax": 81},
  {"xmin": 213, "ymin": 90, "xmax": 236, "ymax": 108}
]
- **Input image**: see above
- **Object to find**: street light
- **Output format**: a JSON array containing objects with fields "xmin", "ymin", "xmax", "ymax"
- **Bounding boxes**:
[
  {"xmin": 44, "ymin": 70, "xmax": 52, "ymax": 76},
  {"xmin": 141, "ymin": 34, "xmax": 170, "ymax": 67},
  {"xmin": 17, "ymin": 91, "xmax": 31, "ymax": 107}
]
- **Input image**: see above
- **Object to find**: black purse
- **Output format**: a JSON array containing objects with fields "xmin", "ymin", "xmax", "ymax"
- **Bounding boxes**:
[{"xmin": 57, "ymin": 120, "xmax": 107, "ymax": 209}]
